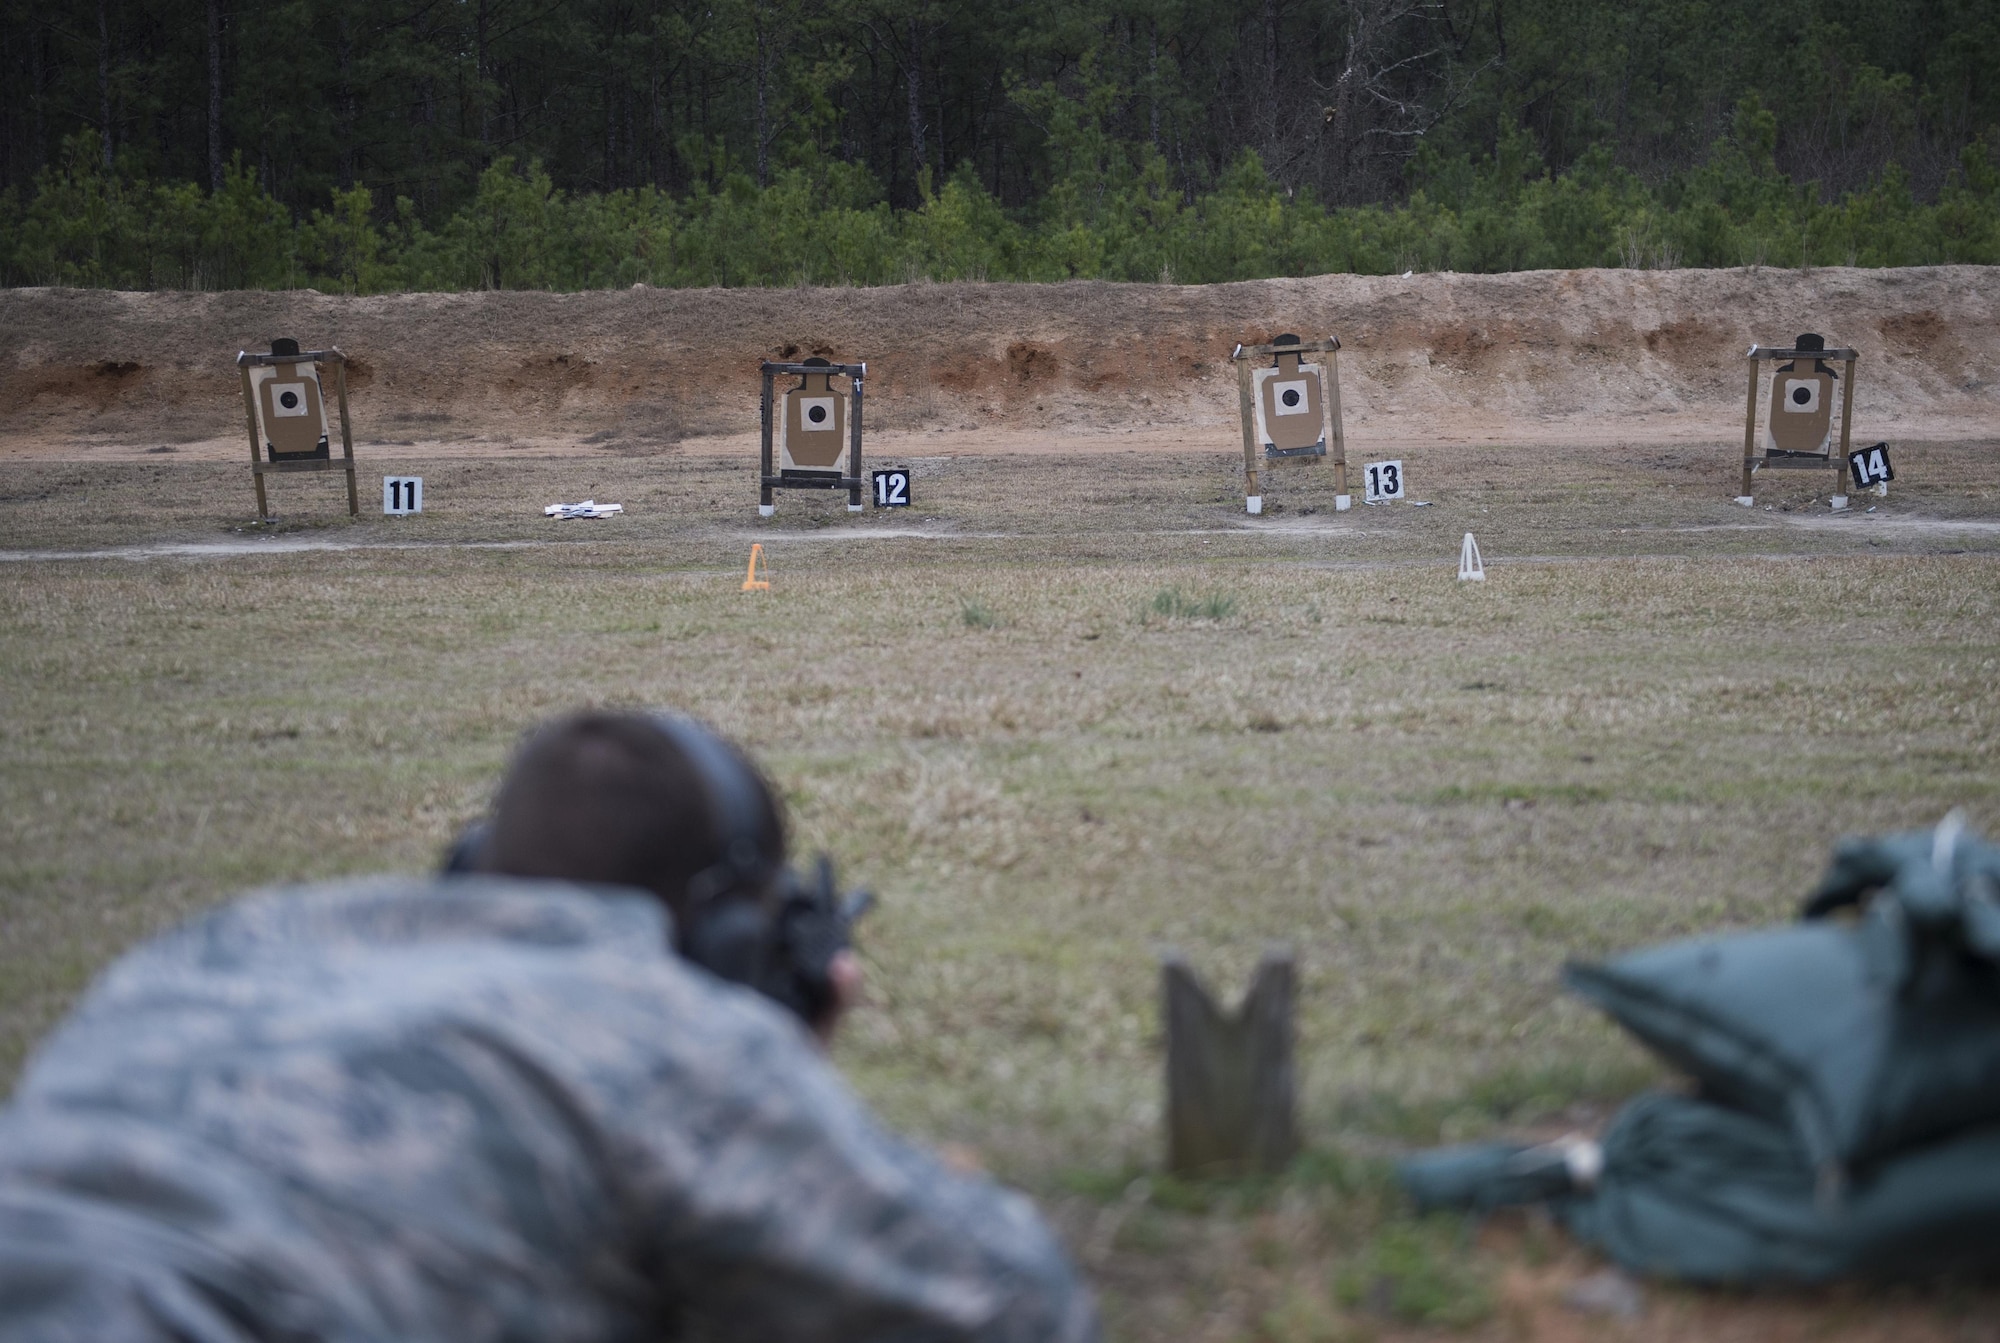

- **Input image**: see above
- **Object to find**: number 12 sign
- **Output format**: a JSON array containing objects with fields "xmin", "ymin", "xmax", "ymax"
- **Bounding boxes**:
[
  {"xmin": 872, "ymin": 468, "xmax": 911, "ymax": 508},
  {"xmin": 1363, "ymin": 459, "xmax": 1406, "ymax": 504},
  {"xmin": 383, "ymin": 477, "xmax": 424, "ymax": 515}
]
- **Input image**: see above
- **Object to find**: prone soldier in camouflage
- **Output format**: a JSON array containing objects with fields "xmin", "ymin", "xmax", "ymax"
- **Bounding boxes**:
[{"xmin": 0, "ymin": 711, "xmax": 1099, "ymax": 1342}]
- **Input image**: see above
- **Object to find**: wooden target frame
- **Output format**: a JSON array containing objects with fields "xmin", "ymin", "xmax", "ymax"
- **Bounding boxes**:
[
  {"xmin": 759, "ymin": 358, "xmax": 866, "ymax": 513},
  {"xmin": 1740, "ymin": 341, "xmax": 1859, "ymax": 503},
  {"xmin": 1231, "ymin": 336, "xmax": 1348, "ymax": 510},
  {"xmin": 236, "ymin": 346, "xmax": 359, "ymax": 519}
]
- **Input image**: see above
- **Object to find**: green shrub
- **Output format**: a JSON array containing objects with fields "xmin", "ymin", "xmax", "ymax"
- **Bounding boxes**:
[
  {"xmin": 1150, "ymin": 588, "xmax": 1237, "ymax": 621},
  {"xmin": 5, "ymin": 126, "xmax": 1995, "ymax": 291}
]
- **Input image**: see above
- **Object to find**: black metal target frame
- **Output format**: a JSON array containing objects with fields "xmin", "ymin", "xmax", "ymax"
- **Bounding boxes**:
[
  {"xmin": 1740, "ymin": 341, "xmax": 1859, "ymax": 501},
  {"xmin": 759, "ymin": 359, "xmax": 866, "ymax": 510}
]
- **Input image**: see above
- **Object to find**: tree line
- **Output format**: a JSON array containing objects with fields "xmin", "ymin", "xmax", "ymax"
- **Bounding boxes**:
[{"xmin": 1, "ymin": 0, "xmax": 1995, "ymax": 290}]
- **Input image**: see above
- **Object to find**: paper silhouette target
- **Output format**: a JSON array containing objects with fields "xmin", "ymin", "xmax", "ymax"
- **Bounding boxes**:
[
  {"xmin": 1769, "ymin": 366, "xmax": 1834, "ymax": 455},
  {"xmin": 782, "ymin": 368, "xmax": 847, "ymax": 470},
  {"xmin": 250, "ymin": 353, "xmax": 330, "ymax": 461},
  {"xmin": 1250, "ymin": 344, "xmax": 1328, "ymax": 460}
]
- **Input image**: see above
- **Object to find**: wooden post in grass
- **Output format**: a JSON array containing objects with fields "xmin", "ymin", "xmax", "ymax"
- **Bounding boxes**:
[
  {"xmin": 1162, "ymin": 945, "xmax": 1297, "ymax": 1175},
  {"xmin": 1236, "ymin": 354, "xmax": 1261, "ymax": 507}
]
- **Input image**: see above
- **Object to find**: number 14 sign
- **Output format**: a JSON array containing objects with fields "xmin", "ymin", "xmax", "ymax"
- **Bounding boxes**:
[
  {"xmin": 1848, "ymin": 442, "xmax": 1894, "ymax": 488},
  {"xmin": 383, "ymin": 477, "xmax": 423, "ymax": 515},
  {"xmin": 1363, "ymin": 459, "xmax": 1405, "ymax": 504}
]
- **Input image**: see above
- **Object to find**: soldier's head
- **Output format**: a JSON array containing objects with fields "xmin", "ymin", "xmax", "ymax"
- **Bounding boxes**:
[{"xmin": 474, "ymin": 710, "xmax": 787, "ymax": 928}]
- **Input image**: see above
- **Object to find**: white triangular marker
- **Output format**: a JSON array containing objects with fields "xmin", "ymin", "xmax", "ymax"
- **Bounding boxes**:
[{"xmin": 1458, "ymin": 532, "xmax": 1485, "ymax": 582}]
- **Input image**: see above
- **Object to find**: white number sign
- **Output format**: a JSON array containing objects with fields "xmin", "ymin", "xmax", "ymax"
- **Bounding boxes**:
[
  {"xmin": 1848, "ymin": 442, "xmax": 1894, "ymax": 487},
  {"xmin": 383, "ymin": 476, "xmax": 424, "ymax": 515},
  {"xmin": 1363, "ymin": 459, "xmax": 1405, "ymax": 504},
  {"xmin": 872, "ymin": 468, "xmax": 911, "ymax": 508}
]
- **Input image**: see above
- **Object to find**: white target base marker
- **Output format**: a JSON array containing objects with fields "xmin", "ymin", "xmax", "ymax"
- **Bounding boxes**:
[{"xmin": 1458, "ymin": 532, "xmax": 1485, "ymax": 582}]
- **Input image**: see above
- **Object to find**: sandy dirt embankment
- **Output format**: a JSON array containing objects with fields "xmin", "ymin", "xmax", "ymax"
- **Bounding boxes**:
[{"xmin": 1, "ymin": 267, "xmax": 1993, "ymax": 461}]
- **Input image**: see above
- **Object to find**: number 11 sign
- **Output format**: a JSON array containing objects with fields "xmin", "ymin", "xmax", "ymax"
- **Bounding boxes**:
[{"xmin": 383, "ymin": 477, "xmax": 423, "ymax": 515}]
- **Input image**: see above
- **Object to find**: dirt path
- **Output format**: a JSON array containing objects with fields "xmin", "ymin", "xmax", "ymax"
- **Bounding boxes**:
[{"xmin": 4, "ymin": 267, "xmax": 1994, "ymax": 461}]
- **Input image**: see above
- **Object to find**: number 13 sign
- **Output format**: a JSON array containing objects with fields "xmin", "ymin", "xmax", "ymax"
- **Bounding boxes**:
[{"xmin": 1363, "ymin": 460, "xmax": 1405, "ymax": 504}]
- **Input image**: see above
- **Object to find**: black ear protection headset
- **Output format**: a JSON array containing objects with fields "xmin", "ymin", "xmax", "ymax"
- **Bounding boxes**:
[{"xmin": 442, "ymin": 713, "xmax": 871, "ymax": 1024}]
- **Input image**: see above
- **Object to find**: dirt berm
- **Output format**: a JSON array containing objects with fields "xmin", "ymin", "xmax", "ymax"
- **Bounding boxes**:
[{"xmin": 1, "ymin": 266, "xmax": 1993, "ymax": 459}]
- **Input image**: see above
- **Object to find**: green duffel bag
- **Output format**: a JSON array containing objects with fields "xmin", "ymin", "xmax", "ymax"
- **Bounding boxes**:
[
  {"xmin": 1401, "ymin": 1091, "xmax": 2000, "ymax": 1284},
  {"xmin": 1563, "ymin": 817, "xmax": 2000, "ymax": 1188}
]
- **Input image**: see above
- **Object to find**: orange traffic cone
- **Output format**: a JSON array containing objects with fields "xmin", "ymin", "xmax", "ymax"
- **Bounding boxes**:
[{"xmin": 742, "ymin": 543, "xmax": 770, "ymax": 591}]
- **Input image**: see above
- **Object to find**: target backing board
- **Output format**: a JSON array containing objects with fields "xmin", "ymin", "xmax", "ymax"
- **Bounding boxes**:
[
  {"xmin": 248, "ymin": 361, "xmax": 330, "ymax": 459},
  {"xmin": 1250, "ymin": 363, "xmax": 1327, "ymax": 457},
  {"xmin": 781, "ymin": 379, "xmax": 848, "ymax": 470},
  {"xmin": 1765, "ymin": 367, "xmax": 1835, "ymax": 455}
]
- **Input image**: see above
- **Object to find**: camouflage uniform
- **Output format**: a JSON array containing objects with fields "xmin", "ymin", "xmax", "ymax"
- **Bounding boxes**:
[{"xmin": 0, "ymin": 876, "xmax": 1100, "ymax": 1343}]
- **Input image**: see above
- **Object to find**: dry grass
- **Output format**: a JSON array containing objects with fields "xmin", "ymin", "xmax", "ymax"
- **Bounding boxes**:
[{"xmin": 3, "ymin": 449, "xmax": 1998, "ymax": 1340}]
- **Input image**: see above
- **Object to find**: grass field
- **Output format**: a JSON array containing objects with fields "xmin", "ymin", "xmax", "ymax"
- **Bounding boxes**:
[{"xmin": 4, "ymin": 443, "xmax": 1999, "ymax": 1339}]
